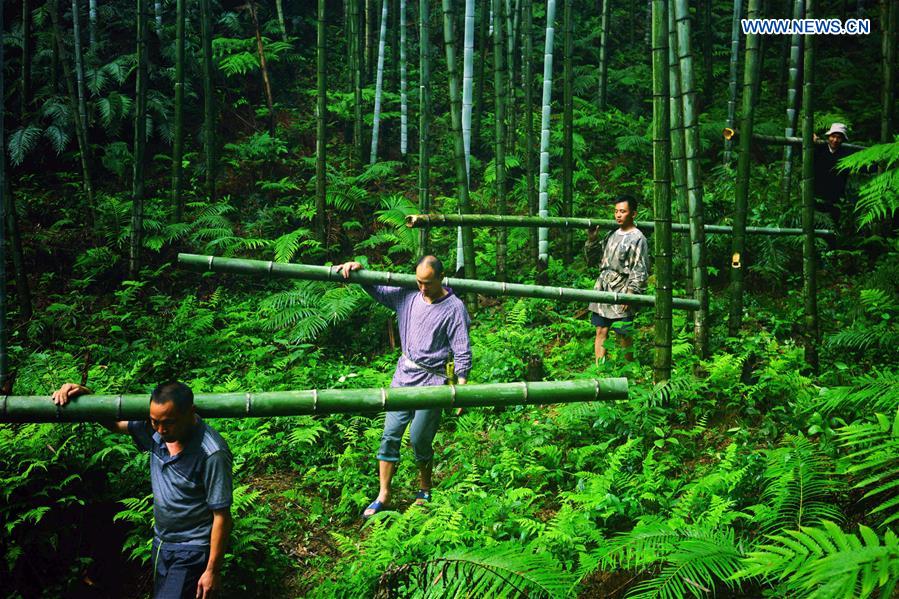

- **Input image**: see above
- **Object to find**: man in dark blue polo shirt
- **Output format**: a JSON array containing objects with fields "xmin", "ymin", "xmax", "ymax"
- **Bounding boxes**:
[{"xmin": 53, "ymin": 382, "xmax": 233, "ymax": 599}]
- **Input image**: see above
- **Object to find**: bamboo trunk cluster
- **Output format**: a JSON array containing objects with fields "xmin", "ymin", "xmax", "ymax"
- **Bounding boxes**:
[
  {"xmin": 651, "ymin": 0, "xmax": 671, "ymax": 383},
  {"xmin": 729, "ymin": 0, "xmax": 761, "ymax": 336},
  {"xmin": 178, "ymin": 254, "xmax": 702, "ymax": 310},
  {"xmin": 405, "ymin": 214, "xmax": 834, "ymax": 237},
  {"xmin": 0, "ymin": 379, "xmax": 629, "ymax": 423},
  {"xmin": 801, "ymin": 0, "xmax": 819, "ymax": 370}
]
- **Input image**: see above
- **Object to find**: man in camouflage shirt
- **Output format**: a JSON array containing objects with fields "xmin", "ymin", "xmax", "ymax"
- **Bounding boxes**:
[{"xmin": 583, "ymin": 195, "xmax": 649, "ymax": 365}]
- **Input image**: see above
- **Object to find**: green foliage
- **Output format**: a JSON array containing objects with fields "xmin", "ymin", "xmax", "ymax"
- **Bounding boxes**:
[{"xmin": 838, "ymin": 141, "xmax": 899, "ymax": 228}]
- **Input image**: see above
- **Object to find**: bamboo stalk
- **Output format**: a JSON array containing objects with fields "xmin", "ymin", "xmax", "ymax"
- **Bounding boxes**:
[
  {"xmin": 171, "ymin": 0, "xmax": 185, "ymax": 222},
  {"xmin": 276, "ymin": 0, "xmax": 288, "ymax": 41},
  {"xmin": 399, "ymin": 0, "xmax": 408, "ymax": 156},
  {"xmin": 729, "ymin": 0, "xmax": 761, "ymax": 336},
  {"xmin": 674, "ymin": 0, "xmax": 709, "ymax": 357},
  {"xmin": 801, "ymin": 0, "xmax": 818, "ymax": 370},
  {"xmin": 668, "ymin": 4, "xmax": 691, "ymax": 294},
  {"xmin": 494, "ymin": 0, "xmax": 508, "ymax": 280},
  {"xmin": 418, "ymin": 0, "xmax": 431, "ymax": 255},
  {"xmin": 537, "ymin": 0, "xmax": 557, "ymax": 271},
  {"xmin": 524, "ymin": 0, "xmax": 537, "ymax": 265},
  {"xmin": 652, "ymin": 0, "xmax": 671, "ymax": 383},
  {"xmin": 723, "ymin": 128, "xmax": 867, "ymax": 151},
  {"xmin": 405, "ymin": 214, "xmax": 835, "ymax": 236},
  {"xmin": 130, "ymin": 0, "xmax": 148, "ymax": 278},
  {"xmin": 598, "ymin": 0, "xmax": 610, "ymax": 109},
  {"xmin": 247, "ymin": 1, "xmax": 276, "ymax": 137},
  {"xmin": 22, "ymin": 0, "xmax": 32, "ymax": 115},
  {"xmin": 562, "ymin": 0, "xmax": 573, "ymax": 260},
  {"xmin": 881, "ymin": 0, "xmax": 896, "ymax": 147},
  {"xmin": 370, "ymin": 0, "xmax": 388, "ymax": 164},
  {"xmin": 0, "ymin": 3, "xmax": 7, "ymax": 388},
  {"xmin": 441, "ymin": 0, "xmax": 477, "ymax": 280},
  {"xmin": 779, "ymin": 0, "xmax": 804, "ymax": 203},
  {"xmin": 723, "ymin": 0, "xmax": 742, "ymax": 163},
  {"xmin": 178, "ymin": 254, "xmax": 702, "ymax": 310},
  {"xmin": 200, "ymin": 0, "xmax": 216, "ymax": 200},
  {"xmin": 462, "ymin": 0, "xmax": 475, "ymax": 175},
  {"xmin": 352, "ymin": 0, "xmax": 365, "ymax": 165},
  {"xmin": 316, "ymin": 0, "xmax": 327, "ymax": 242},
  {"xmin": 0, "ymin": 379, "xmax": 629, "ymax": 423}
]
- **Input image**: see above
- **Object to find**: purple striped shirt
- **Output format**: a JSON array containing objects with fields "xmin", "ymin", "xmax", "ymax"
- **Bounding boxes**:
[{"xmin": 364, "ymin": 285, "xmax": 472, "ymax": 387}]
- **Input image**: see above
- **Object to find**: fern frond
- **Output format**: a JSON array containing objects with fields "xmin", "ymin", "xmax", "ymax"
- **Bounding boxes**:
[{"xmin": 7, "ymin": 124, "xmax": 42, "ymax": 166}]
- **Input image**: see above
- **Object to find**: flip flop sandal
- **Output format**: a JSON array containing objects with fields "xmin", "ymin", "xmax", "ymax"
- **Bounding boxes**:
[
  {"xmin": 414, "ymin": 490, "xmax": 432, "ymax": 505},
  {"xmin": 363, "ymin": 500, "xmax": 387, "ymax": 519}
]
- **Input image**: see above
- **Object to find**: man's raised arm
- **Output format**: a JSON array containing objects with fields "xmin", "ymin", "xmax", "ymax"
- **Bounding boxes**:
[{"xmin": 51, "ymin": 383, "xmax": 129, "ymax": 433}]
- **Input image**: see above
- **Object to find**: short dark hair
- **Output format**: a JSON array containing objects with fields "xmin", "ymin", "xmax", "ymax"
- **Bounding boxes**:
[
  {"xmin": 416, "ymin": 255, "xmax": 444, "ymax": 278},
  {"xmin": 613, "ymin": 194, "xmax": 638, "ymax": 213},
  {"xmin": 151, "ymin": 382, "xmax": 194, "ymax": 412}
]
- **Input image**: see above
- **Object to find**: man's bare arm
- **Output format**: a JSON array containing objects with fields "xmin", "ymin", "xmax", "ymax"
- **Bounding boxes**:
[
  {"xmin": 51, "ymin": 383, "xmax": 129, "ymax": 433},
  {"xmin": 196, "ymin": 509, "xmax": 232, "ymax": 598}
]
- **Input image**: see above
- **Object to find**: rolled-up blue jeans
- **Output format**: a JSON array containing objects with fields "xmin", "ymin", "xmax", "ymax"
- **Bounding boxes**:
[{"xmin": 377, "ymin": 408, "xmax": 442, "ymax": 463}]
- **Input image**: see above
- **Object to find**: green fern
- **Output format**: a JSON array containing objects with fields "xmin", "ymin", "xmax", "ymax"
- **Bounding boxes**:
[
  {"xmin": 378, "ymin": 543, "xmax": 577, "ymax": 599},
  {"xmin": 837, "ymin": 408, "xmax": 899, "ymax": 526},
  {"xmin": 734, "ymin": 520, "xmax": 899, "ymax": 599},
  {"xmin": 7, "ymin": 124, "xmax": 42, "ymax": 166},
  {"xmin": 817, "ymin": 372, "xmax": 899, "ymax": 415}
]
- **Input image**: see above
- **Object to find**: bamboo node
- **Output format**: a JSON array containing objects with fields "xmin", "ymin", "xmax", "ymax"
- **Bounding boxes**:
[
  {"xmin": 1, "ymin": 395, "xmax": 7, "ymax": 417},
  {"xmin": 312, "ymin": 389, "xmax": 319, "ymax": 412},
  {"xmin": 521, "ymin": 381, "xmax": 528, "ymax": 402},
  {"xmin": 267, "ymin": 261, "xmax": 274, "ymax": 275},
  {"xmin": 207, "ymin": 255, "xmax": 214, "ymax": 270},
  {"xmin": 245, "ymin": 393, "xmax": 252, "ymax": 414},
  {"xmin": 116, "ymin": 395, "xmax": 123, "ymax": 420},
  {"xmin": 380, "ymin": 388, "xmax": 386, "ymax": 409},
  {"xmin": 450, "ymin": 384, "xmax": 457, "ymax": 405}
]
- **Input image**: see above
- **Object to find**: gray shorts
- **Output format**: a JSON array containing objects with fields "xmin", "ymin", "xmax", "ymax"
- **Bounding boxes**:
[{"xmin": 378, "ymin": 408, "xmax": 442, "ymax": 463}]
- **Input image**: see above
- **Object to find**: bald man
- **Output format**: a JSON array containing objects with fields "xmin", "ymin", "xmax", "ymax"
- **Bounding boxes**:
[{"xmin": 337, "ymin": 256, "xmax": 472, "ymax": 518}]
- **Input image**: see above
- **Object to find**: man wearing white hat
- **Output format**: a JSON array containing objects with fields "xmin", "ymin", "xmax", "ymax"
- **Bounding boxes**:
[{"xmin": 812, "ymin": 123, "xmax": 868, "ymax": 230}]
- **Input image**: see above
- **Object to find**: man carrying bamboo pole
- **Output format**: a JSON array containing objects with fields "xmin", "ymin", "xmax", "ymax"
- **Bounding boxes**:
[
  {"xmin": 337, "ymin": 256, "xmax": 472, "ymax": 519},
  {"xmin": 51, "ymin": 382, "xmax": 232, "ymax": 599},
  {"xmin": 584, "ymin": 195, "xmax": 649, "ymax": 365},
  {"xmin": 812, "ymin": 123, "xmax": 873, "ymax": 233}
]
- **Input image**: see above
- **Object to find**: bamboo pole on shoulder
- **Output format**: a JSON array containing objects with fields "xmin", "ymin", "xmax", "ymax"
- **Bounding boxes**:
[
  {"xmin": 405, "ymin": 214, "xmax": 835, "ymax": 237},
  {"xmin": 801, "ymin": 0, "xmax": 818, "ymax": 370},
  {"xmin": 723, "ymin": 129, "xmax": 867, "ymax": 152},
  {"xmin": 651, "ymin": 0, "xmax": 672, "ymax": 383},
  {"xmin": 0, "ymin": 379, "xmax": 629, "ymax": 423},
  {"xmin": 729, "ymin": 0, "xmax": 761, "ymax": 337},
  {"xmin": 177, "ymin": 254, "xmax": 702, "ymax": 310}
]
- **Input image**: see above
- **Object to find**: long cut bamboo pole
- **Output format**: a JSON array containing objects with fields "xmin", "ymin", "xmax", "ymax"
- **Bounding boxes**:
[
  {"xmin": 0, "ymin": 379, "xmax": 629, "ymax": 423},
  {"xmin": 370, "ymin": 0, "xmax": 388, "ymax": 164},
  {"xmin": 723, "ymin": 129, "xmax": 867, "ymax": 151},
  {"xmin": 723, "ymin": 0, "xmax": 742, "ymax": 163},
  {"xmin": 178, "ymin": 254, "xmax": 702, "ymax": 310},
  {"xmin": 537, "ymin": 0, "xmax": 557, "ymax": 271},
  {"xmin": 405, "ymin": 214, "xmax": 835, "ymax": 237},
  {"xmin": 729, "ymin": 0, "xmax": 761, "ymax": 337},
  {"xmin": 418, "ymin": 0, "xmax": 432, "ymax": 255},
  {"xmin": 779, "ymin": 0, "xmax": 804, "ymax": 203},
  {"xmin": 801, "ymin": 0, "xmax": 818, "ymax": 370},
  {"xmin": 674, "ymin": 0, "xmax": 709, "ymax": 357},
  {"xmin": 651, "ymin": 0, "xmax": 671, "ymax": 383},
  {"xmin": 668, "ymin": 4, "xmax": 691, "ymax": 294}
]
